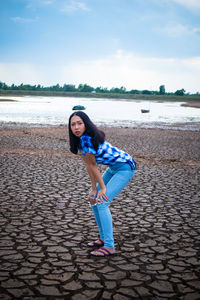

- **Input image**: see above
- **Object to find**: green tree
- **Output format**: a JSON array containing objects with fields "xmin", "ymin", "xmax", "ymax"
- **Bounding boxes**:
[
  {"xmin": 129, "ymin": 89, "xmax": 140, "ymax": 94},
  {"xmin": 19, "ymin": 83, "xmax": 25, "ymax": 90},
  {"xmin": 78, "ymin": 84, "xmax": 94, "ymax": 92},
  {"xmin": 0, "ymin": 82, "xmax": 9, "ymax": 90},
  {"xmin": 159, "ymin": 85, "xmax": 165, "ymax": 95},
  {"xmin": 110, "ymin": 86, "xmax": 126, "ymax": 94},
  {"xmin": 142, "ymin": 90, "xmax": 152, "ymax": 95},
  {"xmin": 11, "ymin": 84, "xmax": 17, "ymax": 90},
  {"xmin": 95, "ymin": 86, "xmax": 109, "ymax": 93},
  {"xmin": 63, "ymin": 84, "xmax": 76, "ymax": 92},
  {"xmin": 49, "ymin": 84, "xmax": 61, "ymax": 91},
  {"xmin": 175, "ymin": 89, "xmax": 185, "ymax": 96}
]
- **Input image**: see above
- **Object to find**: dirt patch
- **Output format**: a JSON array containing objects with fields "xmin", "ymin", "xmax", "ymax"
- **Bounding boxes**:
[{"xmin": 181, "ymin": 102, "xmax": 200, "ymax": 108}]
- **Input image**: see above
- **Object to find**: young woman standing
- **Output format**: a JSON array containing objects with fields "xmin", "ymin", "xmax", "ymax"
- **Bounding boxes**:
[{"xmin": 68, "ymin": 111, "xmax": 136, "ymax": 257}]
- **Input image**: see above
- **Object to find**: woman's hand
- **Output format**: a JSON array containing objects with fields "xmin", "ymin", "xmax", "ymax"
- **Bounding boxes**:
[
  {"xmin": 96, "ymin": 188, "xmax": 109, "ymax": 204},
  {"xmin": 88, "ymin": 189, "xmax": 97, "ymax": 205}
]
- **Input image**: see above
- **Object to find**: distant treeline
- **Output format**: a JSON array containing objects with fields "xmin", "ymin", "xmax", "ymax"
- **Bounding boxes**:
[
  {"xmin": 1, "ymin": 81, "xmax": 199, "ymax": 96},
  {"xmin": 0, "ymin": 82, "xmax": 200, "ymax": 102}
]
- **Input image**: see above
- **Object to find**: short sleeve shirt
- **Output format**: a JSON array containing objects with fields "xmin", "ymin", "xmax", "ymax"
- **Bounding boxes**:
[{"xmin": 79, "ymin": 134, "xmax": 136, "ymax": 170}]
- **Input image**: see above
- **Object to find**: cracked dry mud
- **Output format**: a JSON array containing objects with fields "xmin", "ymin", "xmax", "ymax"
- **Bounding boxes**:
[{"xmin": 0, "ymin": 126, "xmax": 200, "ymax": 300}]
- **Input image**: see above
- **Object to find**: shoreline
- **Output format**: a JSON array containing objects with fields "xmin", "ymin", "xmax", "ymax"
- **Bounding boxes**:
[
  {"xmin": 1, "ymin": 95, "xmax": 200, "ymax": 108},
  {"xmin": 1, "ymin": 93, "xmax": 200, "ymax": 104}
]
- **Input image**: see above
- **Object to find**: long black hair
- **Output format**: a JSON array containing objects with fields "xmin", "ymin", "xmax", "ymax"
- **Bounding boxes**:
[{"xmin": 68, "ymin": 111, "xmax": 105, "ymax": 154}]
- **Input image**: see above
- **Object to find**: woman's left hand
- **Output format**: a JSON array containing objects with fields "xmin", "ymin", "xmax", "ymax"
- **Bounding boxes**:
[
  {"xmin": 88, "ymin": 189, "xmax": 97, "ymax": 205},
  {"xmin": 96, "ymin": 188, "xmax": 109, "ymax": 204}
]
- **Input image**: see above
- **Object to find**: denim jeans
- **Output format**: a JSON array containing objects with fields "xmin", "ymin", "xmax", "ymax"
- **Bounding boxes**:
[{"xmin": 90, "ymin": 162, "xmax": 135, "ymax": 249}]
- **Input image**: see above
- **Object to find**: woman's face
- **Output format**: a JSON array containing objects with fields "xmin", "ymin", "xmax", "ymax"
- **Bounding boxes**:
[{"xmin": 70, "ymin": 115, "xmax": 86, "ymax": 137}]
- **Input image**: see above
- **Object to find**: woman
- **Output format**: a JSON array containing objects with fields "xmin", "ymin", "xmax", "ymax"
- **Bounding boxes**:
[{"xmin": 68, "ymin": 111, "xmax": 136, "ymax": 257}]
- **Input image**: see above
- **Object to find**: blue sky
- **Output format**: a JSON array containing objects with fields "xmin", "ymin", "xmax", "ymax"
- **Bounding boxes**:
[{"xmin": 0, "ymin": 0, "xmax": 200, "ymax": 93}]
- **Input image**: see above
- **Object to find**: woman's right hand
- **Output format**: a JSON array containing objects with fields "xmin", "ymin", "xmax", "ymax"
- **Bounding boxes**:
[{"xmin": 88, "ymin": 189, "xmax": 97, "ymax": 205}]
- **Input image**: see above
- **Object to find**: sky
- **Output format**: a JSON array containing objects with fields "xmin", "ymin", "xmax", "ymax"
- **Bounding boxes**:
[{"xmin": 0, "ymin": 0, "xmax": 200, "ymax": 93}]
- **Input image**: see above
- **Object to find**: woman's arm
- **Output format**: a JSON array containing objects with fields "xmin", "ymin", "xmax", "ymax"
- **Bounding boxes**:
[
  {"xmin": 82, "ymin": 153, "xmax": 108, "ymax": 203},
  {"xmin": 82, "ymin": 153, "xmax": 97, "ymax": 190}
]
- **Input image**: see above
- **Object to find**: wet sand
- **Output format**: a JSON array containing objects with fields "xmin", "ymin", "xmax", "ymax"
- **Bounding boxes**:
[
  {"xmin": 0, "ymin": 99, "xmax": 18, "ymax": 102},
  {"xmin": 0, "ymin": 125, "xmax": 200, "ymax": 299},
  {"xmin": 181, "ymin": 102, "xmax": 200, "ymax": 109}
]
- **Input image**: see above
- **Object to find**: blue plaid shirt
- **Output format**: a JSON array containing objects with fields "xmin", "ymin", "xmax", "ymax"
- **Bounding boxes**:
[{"xmin": 79, "ymin": 134, "xmax": 136, "ymax": 170}]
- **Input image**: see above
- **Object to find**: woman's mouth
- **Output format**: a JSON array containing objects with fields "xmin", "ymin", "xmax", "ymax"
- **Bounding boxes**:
[{"xmin": 75, "ymin": 131, "xmax": 80, "ymax": 135}]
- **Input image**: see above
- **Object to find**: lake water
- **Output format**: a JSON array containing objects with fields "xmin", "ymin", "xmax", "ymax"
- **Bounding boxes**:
[{"xmin": 0, "ymin": 95, "xmax": 200, "ymax": 130}]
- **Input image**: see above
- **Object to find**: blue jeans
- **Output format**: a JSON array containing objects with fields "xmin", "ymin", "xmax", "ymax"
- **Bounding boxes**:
[{"xmin": 90, "ymin": 162, "xmax": 135, "ymax": 249}]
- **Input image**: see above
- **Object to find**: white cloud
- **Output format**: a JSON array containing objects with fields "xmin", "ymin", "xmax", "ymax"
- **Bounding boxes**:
[
  {"xmin": 41, "ymin": 0, "xmax": 55, "ymax": 4},
  {"xmin": 182, "ymin": 56, "xmax": 200, "ymax": 70},
  {"xmin": 157, "ymin": 22, "xmax": 200, "ymax": 37},
  {"xmin": 59, "ymin": 51, "xmax": 200, "ymax": 93},
  {"xmin": 26, "ymin": 0, "xmax": 55, "ymax": 7},
  {"xmin": 26, "ymin": 0, "xmax": 89, "ymax": 13},
  {"xmin": 1, "ymin": 51, "xmax": 200, "ymax": 93},
  {"xmin": 173, "ymin": 0, "xmax": 200, "ymax": 11},
  {"xmin": 61, "ymin": 0, "xmax": 90, "ymax": 12},
  {"xmin": 0, "ymin": 63, "xmax": 41, "ymax": 85},
  {"xmin": 11, "ymin": 16, "xmax": 38, "ymax": 23}
]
